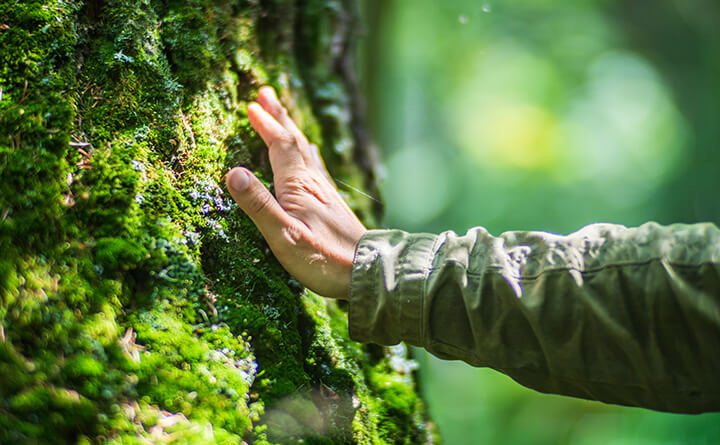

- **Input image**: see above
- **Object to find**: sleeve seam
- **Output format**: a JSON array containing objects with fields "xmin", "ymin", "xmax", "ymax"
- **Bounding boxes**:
[{"xmin": 427, "ymin": 257, "xmax": 719, "ymax": 279}]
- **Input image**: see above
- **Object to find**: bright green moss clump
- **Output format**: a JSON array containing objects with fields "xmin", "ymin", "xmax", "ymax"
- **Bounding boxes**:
[{"xmin": 1, "ymin": 1, "xmax": 436, "ymax": 443}]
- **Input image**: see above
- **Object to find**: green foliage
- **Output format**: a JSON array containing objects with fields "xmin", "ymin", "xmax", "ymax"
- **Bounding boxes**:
[
  {"xmin": 1, "ymin": 0, "xmax": 433, "ymax": 444},
  {"xmin": 0, "ymin": 0, "xmax": 79, "ymax": 250},
  {"xmin": 370, "ymin": 1, "xmax": 720, "ymax": 444}
]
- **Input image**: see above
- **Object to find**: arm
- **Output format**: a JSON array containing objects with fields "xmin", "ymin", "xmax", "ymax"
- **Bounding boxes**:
[
  {"xmin": 349, "ymin": 224, "xmax": 720, "ymax": 413},
  {"xmin": 226, "ymin": 87, "xmax": 720, "ymax": 413}
]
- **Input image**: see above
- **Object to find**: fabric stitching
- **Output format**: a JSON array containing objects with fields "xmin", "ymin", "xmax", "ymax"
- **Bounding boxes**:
[{"xmin": 427, "ymin": 258, "xmax": 718, "ymax": 279}]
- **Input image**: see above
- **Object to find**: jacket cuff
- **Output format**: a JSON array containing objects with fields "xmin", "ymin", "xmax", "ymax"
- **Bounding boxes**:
[{"xmin": 349, "ymin": 229, "xmax": 437, "ymax": 346}]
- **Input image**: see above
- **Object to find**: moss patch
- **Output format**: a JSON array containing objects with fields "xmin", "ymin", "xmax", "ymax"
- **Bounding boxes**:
[{"xmin": 1, "ymin": 1, "xmax": 436, "ymax": 443}]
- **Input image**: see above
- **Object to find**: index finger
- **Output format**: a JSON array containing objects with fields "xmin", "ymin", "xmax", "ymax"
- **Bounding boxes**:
[
  {"xmin": 247, "ymin": 102, "xmax": 305, "ymax": 173},
  {"xmin": 257, "ymin": 87, "xmax": 309, "ymax": 145}
]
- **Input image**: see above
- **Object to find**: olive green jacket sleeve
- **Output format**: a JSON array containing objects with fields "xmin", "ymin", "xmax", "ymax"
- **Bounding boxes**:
[{"xmin": 348, "ymin": 222, "xmax": 720, "ymax": 413}]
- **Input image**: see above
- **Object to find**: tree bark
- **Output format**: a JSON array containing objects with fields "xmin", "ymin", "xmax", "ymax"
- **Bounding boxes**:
[{"xmin": 0, "ymin": 1, "xmax": 435, "ymax": 443}]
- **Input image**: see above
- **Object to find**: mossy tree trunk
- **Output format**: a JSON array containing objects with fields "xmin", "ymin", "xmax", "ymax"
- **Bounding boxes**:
[{"xmin": 0, "ymin": 1, "xmax": 435, "ymax": 443}]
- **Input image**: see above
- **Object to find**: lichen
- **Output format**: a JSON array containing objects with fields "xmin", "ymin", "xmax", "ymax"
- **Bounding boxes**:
[{"xmin": 0, "ymin": 1, "xmax": 436, "ymax": 443}]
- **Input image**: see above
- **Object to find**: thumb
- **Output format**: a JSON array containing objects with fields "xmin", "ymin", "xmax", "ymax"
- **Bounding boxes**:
[{"xmin": 226, "ymin": 167, "xmax": 290, "ymax": 235}]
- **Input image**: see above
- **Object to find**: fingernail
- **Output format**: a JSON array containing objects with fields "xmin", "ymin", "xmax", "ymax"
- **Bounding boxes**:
[
  {"xmin": 260, "ymin": 85, "xmax": 276, "ymax": 99},
  {"xmin": 247, "ymin": 102, "xmax": 261, "ymax": 114},
  {"xmin": 229, "ymin": 168, "xmax": 250, "ymax": 192}
]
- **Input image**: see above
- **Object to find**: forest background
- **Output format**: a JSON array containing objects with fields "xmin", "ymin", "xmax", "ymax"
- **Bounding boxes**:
[
  {"xmin": 3, "ymin": 0, "xmax": 720, "ymax": 443},
  {"xmin": 361, "ymin": 0, "xmax": 720, "ymax": 444}
]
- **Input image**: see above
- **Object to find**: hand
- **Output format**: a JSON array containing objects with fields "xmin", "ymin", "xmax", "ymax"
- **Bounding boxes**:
[{"xmin": 225, "ymin": 87, "xmax": 367, "ymax": 300}]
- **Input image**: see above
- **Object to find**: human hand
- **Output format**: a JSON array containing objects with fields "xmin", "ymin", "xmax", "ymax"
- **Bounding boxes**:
[{"xmin": 225, "ymin": 87, "xmax": 367, "ymax": 300}]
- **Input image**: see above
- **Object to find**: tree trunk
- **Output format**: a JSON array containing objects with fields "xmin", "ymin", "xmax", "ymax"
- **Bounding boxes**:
[{"xmin": 0, "ymin": 1, "xmax": 435, "ymax": 443}]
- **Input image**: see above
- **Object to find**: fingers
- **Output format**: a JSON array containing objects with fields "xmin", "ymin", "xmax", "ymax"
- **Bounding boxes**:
[
  {"xmin": 257, "ymin": 87, "xmax": 309, "ymax": 145},
  {"xmin": 256, "ymin": 86, "xmax": 314, "ymax": 165},
  {"xmin": 247, "ymin": 102, "xmax": 291, "ymax": 148},
  {"xmin": 226, "ymin": 167, "xmax": 294, "ymax": 239},
  {"xmin": 247, "ymin": 102, "xmax": 305, "ymax": 171}
]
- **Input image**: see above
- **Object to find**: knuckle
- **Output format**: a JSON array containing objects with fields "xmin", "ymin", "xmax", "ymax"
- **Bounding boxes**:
[
  {"xmin": 281, "ymin": 223, "xmax": 310, "ymax": 248},
  {"xmin": 281, "ymin": 225, "xmax": 302, "ymax": 246},
  {"xmin": 270, "ymin": 131, "xmax": 295, "ymax": 150},
  {"xmin": 284, "ymin": 173, "xmax": 306, "ymax": 186},
  {"xmin": 281, "ymin": 174, "xmax": 330, "ymax": 206}
]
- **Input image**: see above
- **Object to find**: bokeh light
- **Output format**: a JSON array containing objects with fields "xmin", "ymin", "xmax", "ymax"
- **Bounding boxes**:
[{"xmin": 362, "ymin": 0, "xmax": 720, "ymax": 443}]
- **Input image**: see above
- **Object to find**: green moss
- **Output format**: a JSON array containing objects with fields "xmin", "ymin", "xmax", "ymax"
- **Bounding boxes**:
[
  {"xmin": 0, "ymin": 0, "xmax": 79, "ymax": 251},
  {"xmin": 1, "ymin": 0, "xmax": 435, "ymax": 443}
]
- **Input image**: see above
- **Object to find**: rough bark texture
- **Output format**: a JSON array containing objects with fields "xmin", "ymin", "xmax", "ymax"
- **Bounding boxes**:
[{"xmin": 0, "ymin": 1, "xmax": 435, "ymax": 443}]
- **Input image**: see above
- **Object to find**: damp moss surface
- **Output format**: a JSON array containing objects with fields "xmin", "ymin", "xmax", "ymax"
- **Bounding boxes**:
[{"xmin": 0, "ymin": 1, "xmax": 437, "ymax": 444}]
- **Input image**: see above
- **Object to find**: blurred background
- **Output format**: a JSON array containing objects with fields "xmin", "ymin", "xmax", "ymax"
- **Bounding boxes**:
[{"xmin": 359, "ymin": 0, "xmax": 720, "ymax": 443}]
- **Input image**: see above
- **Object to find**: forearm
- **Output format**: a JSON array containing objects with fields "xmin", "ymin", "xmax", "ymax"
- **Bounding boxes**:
[{"xmin": 349, "ymin": 222, "xmax": 720, "ymax": 413}]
